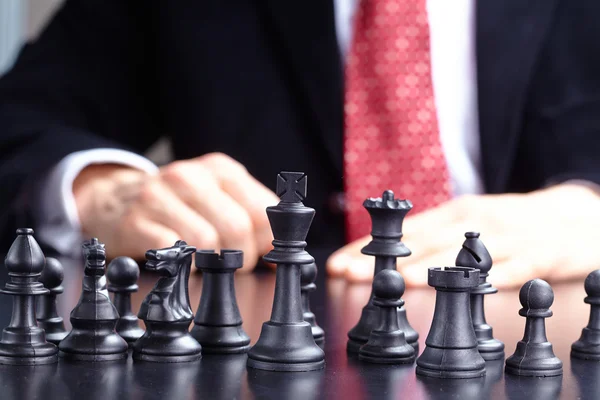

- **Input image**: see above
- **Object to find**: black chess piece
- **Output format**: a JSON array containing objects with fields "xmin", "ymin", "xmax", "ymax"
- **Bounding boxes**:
[
  {"xmin": 455, "ymin": 232, "xmax": 504, "ymax": 360},
  {"xmin": 0, "ymin": 228, "xmax": 58, "ymax": 365},
  {"xmin": 191, "ymin": 249, "xmax": 250, "ymax": 354},
  {"xmin": 572, "ymin": 269, "xmax": 600, "ymax": 360},
  {"xmin": 36, "ymin": 257, "xmax": 68, "ymax": 345},
  {"xmin": 58, "ymin": 238, "xmax": 129, "ymax": 361},
  {"xmin": 106, "ymin": 256, "xmax": 145, "ymax": 346},
  {"xmin": 133, "ymin": 240, "xmax": 202, "ymax": 362},
  {"xmin": 301, "ymin": 262, "xmax": 325, "ymax": 348},
  {"xmin": 358, "ymin": 269, "xmax": 415, "ymax": 364},
  {"xmin": 505, "ymin": 279, "xmax": 563, "ymax": 377},
  {"xmin": 416, "ymin": 266, "xmax": 486, "ymax": 379},
  {"xmin": 347, "ymin": 190, "xmax": 418, "ymax": 355},
  {"xmin": 247, "ymin": 171, "xmax": 325, "ymax": 371}
]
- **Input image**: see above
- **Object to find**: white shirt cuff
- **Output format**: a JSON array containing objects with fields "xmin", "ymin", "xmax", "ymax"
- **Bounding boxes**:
[{"xmin": 33, "ymin": 148, "xmax": 159, "ymax": 256}]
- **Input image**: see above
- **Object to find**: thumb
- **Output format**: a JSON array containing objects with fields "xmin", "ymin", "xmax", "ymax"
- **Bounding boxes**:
[{"xmin": 326, "ymin": 235, "xmax": 372, "ymax": 279}]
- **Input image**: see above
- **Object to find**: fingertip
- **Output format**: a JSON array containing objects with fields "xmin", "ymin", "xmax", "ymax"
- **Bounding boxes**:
[
  {"xmin": 344, "ymin": 259, "xmax": 374, "ymax": 283},
  {"xmin": 326, "ymin": 253, "xmax": 351, "ymax": 276},
  {"xmin": 401, "ymin": 265, "xmax": 428, "ymax": 287}
]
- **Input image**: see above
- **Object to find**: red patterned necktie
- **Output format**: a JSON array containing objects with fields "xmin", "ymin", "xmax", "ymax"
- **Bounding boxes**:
[{"xmin": 343, "ymin": 0, "xmax": 452, "ymax": 242}]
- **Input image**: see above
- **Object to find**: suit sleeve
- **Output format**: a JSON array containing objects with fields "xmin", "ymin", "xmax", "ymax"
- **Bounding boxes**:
[{"xmin": 0, "ymin": 0, "xmax": 162, "ymax": 250}]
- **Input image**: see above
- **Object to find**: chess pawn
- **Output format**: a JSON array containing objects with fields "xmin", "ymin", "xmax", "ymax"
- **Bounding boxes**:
[
  {"xmin": 247, "ymin": 171, "xmax": 325, "ymax": 371},
  {"xmin": 571, "ymin": 270, "xmax": 600, "ymax": 360},
  {"xmin": 59, "ymin": 238, "xmax": 129, "ymax": 361},
  {"xmin": 191, "ymin": 249, "xmax": 250, "ymax": 354},
  {"xmin": 416, "ymin": 266, "xmax": 486, "ymax": 379},
  {"xmin": 505, "ymin": 279, "xmax": 563, "ymax": 376},
  {"xmin": 36, "ymin": 257, "xmax": 68, "ymax": 345},
  {"xmin": 456, "ymin": 232, "xmax": 504, "ymax": 360},
  {"xmin": 347, "ymin": 190, "xmax": 418, "ymax": 355},
  {"xmin": 301, "ymin": 262, "xmax": 325, "ymax": 348},
  {"xmin": 358, "ymin": 269, "xmax": 415, "ymax": 364},
  {"xmin": 107, "ymin": 256, "xmax": 145, "ymax": 345},
  {"xmin": 0, "ymin": 228, "xmax": 58, "ymax": 365}
]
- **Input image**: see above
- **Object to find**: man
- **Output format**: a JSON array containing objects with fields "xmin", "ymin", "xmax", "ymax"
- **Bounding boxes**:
[{"xmin": 0, "ymin": 1, "xmax": 599, "ymax": 287}]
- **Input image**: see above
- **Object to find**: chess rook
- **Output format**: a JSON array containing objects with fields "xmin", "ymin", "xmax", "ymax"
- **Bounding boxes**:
[
  {"xmin": 456, "ymin": 232, "xmax": 504, "ymax": 360},
  {"xmin": 347, "ymin": 190, "xmax": 418, "ymax": 355},
  {"xmin": 505, "ymin": 279, "xmax": 563, "ymax": 376},
  {"xmin": 416, "ymin": 266, "xmax": 486, "ymax": 379},
  {"xmin": 358, "ymin": 269, "xmax": 415, "ymax": 364},
  {"xmin": 107, "ymin": 256, "xmax": 145, "ymax": 345},
  {"xmin": 36, "ymin": 257, "xmax": 68, "ymax": 345},
  {"xmin": 133, "ymin": 240, "xmax": 202, "ymax": 362},
  {"xmin": 0, "ymin": 228, "xmax": 58, "ymax": 365},
  {"xmin": 247, "ymin": 171, "xmax": 325, "ymax": 372},
  {"xmin": 59, "ymin": 238, "xmax": 128, "ymax": 361},
  {"xmin": 191, "ymin": 249, "xmax": 250, "ymax": 354},
  {"xmin": 301, "ymin": 262, "xmax": 325, "ymax": 348},
  {"xmin": 572, "ymin": 269, "xmax": 600, "ymax": 360}
]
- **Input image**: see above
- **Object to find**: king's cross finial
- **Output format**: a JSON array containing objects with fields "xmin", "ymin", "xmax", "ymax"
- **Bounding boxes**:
[{"xmin": 276, "ymin": 172, "xmax": 307, "ymax": 202}]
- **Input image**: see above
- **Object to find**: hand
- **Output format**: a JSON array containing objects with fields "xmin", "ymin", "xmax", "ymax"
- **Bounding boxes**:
[
  {"xmin": 73, "ymin": 152, "xmax": 278, "ymax": 270},
  {"xmin": 326, "ymin": 182, "xmax": 600, "ymax": 288}
]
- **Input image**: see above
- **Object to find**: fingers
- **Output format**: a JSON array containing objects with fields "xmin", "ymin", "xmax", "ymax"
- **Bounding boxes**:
[
  {"xmin": 110, "ymin": 216, "xmax": 181, "ymax": 260},
  {"xmin": 344, "ymin": 256, "xmax": 375, "ymax": 283},
  {"xmin": 138, "ymin": 179, "xmax": 219, "ymax": 249},
  {"xmin": 199, "ymin": 153, "xmax": 278, "ymax": 255},
  {"xmin": 488, "ymin": 258, "xmax": 537, "ymax": 289},
  {"xmin": 326, "ymin": 235, "xmax": 371, "ymax": 277},
  {"xmin": 160, "ymin": 159, "xmax": 258, "ymax": 270}
]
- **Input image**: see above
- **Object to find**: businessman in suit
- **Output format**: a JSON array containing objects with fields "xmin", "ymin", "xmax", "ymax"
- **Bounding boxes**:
[{"xmin": 0, "ymin": 0, "xmax": 599, "ymax": 287}]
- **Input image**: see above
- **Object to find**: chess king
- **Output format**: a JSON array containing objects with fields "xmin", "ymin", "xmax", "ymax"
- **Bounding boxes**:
[{"xmin": 133, "ymin": 240, "xmax": 202, "ymax": 362}]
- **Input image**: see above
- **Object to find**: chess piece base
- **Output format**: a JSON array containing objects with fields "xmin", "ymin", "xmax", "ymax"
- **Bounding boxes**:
[
  {"xmin": 478, "ymin": 338, "xmax": 505, "ymax": 361},
  {"xmin": 358, "ymin": 330, "xmax": 415, "ymax": 365},
  {"xmin": 347, "ymin": 336, "xmax": 417, "ymax": 356},
  {"xmin": 505, "ymin": 341, "xmax": 563, "ymax": 377},
  {"xmin": 247, "ymin": 358, "xmax": 325, "ymax": 372},
  {"xmin": 416, "ymin": 365, "xmax": 486, "ymax": 379},
  {"xmin": 416, "ymin": 347, "xmax": 486, "ymax": 379},
  {"xmin": 247, "ymin": 321, "xmax": 325, "ymax": 372},
  {"xmin": 0, "ymin": 341, "xmax": 58, "ymax": 365},
  {"xmin": 571, "ymin": 346, "xmax": 600, "ymax": 360},
  {"xmin": 571, "ymin": 327, "xmax": 600, "ymax": 360},
  {"xmin": 59, "ymin": 350, "xmax": 127, "ymax": 361},
  {"xmin": 358, "ymin": 353, "xmax": 414, "ymax": 364},
  {"xmin": 191, "ymin": 324, "xmax": 250, "ymax": 354},
  {"xmin": 504, "ymin": 363, "xmax": 563, "ymax": 377},
  {"xmin": 132, "ymin": 320, "xmax": 202, "ymax": 362},
  {"xmin": 38, "ymin": 317, "xmax": 68, "ymax": 345},
  {"xmin": 116, "ymin": 315, "xmax": 145, "ymax": 345},
  {"xmin": 347, "ymin": 305, "xmax": 418, "ymax": 355},
  {"xmin": 132, "ymin": 352, "xmax": 202, "ymax": 363},
  {"xmin": 58, "ymin": 321, "xmax": 129, "ymax": 359},
  {"xmin": 314, "ymin": 332, "xmax": 325, "ymax": 349}
]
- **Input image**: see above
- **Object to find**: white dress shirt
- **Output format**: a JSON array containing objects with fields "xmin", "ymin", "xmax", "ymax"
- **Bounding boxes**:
[{"xmin": 35, "ymin": 0, "xmax": 484, "ymax": 254}]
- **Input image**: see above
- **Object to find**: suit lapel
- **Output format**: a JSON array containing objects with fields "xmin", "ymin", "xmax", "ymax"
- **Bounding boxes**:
[
  {"xmin": 476, "ymin": 0, "xmax": 560, "ymax": 192},
  {"xmin": 258, "ymin": 0, "xmax": 344, "ymax": 175}
]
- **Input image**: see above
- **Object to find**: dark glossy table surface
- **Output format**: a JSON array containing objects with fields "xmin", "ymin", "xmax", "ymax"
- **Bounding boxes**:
[{"xmin": 0, "ymin": 252, "xmax": 596, "ymax": 400}]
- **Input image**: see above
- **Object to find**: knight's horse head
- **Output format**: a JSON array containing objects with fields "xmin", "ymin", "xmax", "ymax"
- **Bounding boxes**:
[{"xmin": 145, "ymin": 240, "xmax": 196, "ymax": 276}]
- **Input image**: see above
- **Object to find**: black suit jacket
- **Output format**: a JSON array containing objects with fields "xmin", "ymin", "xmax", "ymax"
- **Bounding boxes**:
[{"xmin": 0, "ymin": 0, "xmax": 599, "ymax": 254}]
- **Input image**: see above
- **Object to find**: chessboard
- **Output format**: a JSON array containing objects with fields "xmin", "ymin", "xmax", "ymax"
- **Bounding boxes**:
[{"xmin": 0, "ymin": 172, "xmax": 597, "ymax": 400}]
